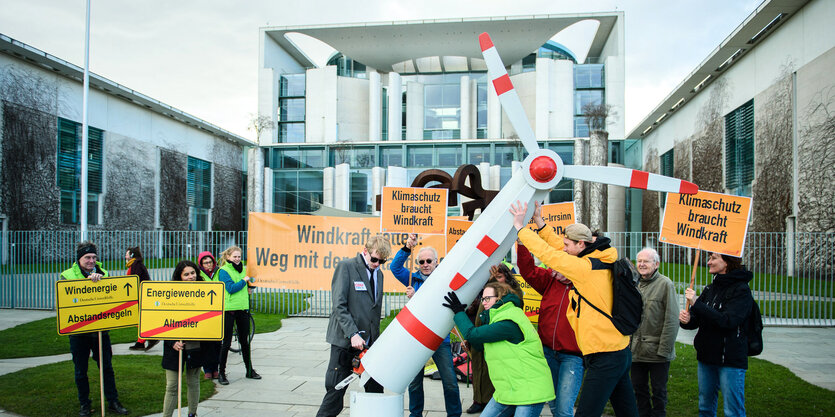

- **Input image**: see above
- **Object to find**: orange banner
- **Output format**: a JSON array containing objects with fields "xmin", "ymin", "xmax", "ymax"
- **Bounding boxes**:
[
  {"xmin": 380, "ymin": 187, "xmax": 448, "ymax": 235},
  {"xmin": 247, "ymin": 213, "xmax": 409, "ymax": 291},
  {"xmin": 660, "ymin": 191, "xmax": 752, "ymax": 256},
  {"xmin": 526, "ymin": 201, "xmax": 576, "ymax": 235}
]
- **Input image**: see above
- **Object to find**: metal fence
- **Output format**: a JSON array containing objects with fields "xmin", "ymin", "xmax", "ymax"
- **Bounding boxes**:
[{"xmin": 1, "ymin": 230, "xmax": 832, "ymax": 326}]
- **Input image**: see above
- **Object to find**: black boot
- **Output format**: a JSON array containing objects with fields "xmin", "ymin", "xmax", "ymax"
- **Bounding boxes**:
[
  {"xmin": 128, "ymin": 342, "xmax": 145, "ymax": 351},
  {"xmin": 107, "ymin": 400, "xmax": 129, "ymax": 415},
  {"xmin": 78, "ymin": 403, "xmax": 92, "ymax": 417},
  {"xmin": 144, "ymin": 339, "xmax": 160, "ymax": 351},
  {"xmin": 217, "ymin": 371, "xmax": 229, "ymax": 385},
  {"xmin": 466, "ymin": 402, "xmax": 485, "ymax": 414},
  {"xmin": 242, "ymin": 344, "xmax": 260, "ymax": 379}
]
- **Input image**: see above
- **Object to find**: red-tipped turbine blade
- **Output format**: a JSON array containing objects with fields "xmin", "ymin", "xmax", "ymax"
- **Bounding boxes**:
[
  {"xmin": 562, "ymin": 165, "xmax": 699, "ymax": 194},
  {"xmin": 479, "ymin": 33, "xmax": 539, "ymax": 156}
]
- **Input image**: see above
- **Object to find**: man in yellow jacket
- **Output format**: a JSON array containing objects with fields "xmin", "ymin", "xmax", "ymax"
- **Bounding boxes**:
[{"xmin": 511, "ymin": 201, "xmax": 638, "ymax": 417}]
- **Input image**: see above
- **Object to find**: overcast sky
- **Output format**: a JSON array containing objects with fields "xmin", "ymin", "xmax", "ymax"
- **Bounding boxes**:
[{"xmin": 1, "ymin": 0, "xmax": 761, "ymax": 140}]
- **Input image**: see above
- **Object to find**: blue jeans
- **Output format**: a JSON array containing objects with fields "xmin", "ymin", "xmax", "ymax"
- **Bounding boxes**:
[
  {"xmin": 542, "ymin": 346, "xmax": 584, "ymax": 417},
  {"xmin": 481, "ymin": 398, "xmax": 545, "ymax": 417},
  {"xmin": 697, "ymin": 362, "xmax": 746, "ymax": 417},
  {"xmin": 69, "ymin": 332, "xmax": 119, "ymax": 406},
  {"xmin": 408, "ymin": 340, "xmax": 461, "ymax": 417}
]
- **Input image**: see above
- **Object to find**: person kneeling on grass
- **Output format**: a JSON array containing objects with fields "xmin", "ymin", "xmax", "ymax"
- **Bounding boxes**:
[
  {"xmin": 161, "ymin": 260, "xmax": 205, "ymax": 417},
  {"xmin": 443, "ymin": 282, "xmax": 555, "ymax": 416}
]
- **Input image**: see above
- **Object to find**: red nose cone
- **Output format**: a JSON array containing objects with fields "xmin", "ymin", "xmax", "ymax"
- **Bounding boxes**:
[{"xmin": 530, "ymin": 156, "xmax": 557, "ymax": 183}]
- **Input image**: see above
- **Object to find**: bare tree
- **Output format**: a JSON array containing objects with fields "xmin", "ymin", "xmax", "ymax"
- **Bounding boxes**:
[
  {"xmin": 582, "ymin": 102, "xmax": 614, "ymax": 133},
  {"xmin": 248, "ymin": 114, "xmax": 275, "ymax": 143},
  {"xmin": 798, "ymin": 85, "xmax": 835, "ymax": 233}
]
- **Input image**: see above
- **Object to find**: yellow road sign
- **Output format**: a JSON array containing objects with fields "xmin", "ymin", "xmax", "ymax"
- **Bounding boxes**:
[
  {"xmin": 56, "ymin": 275, "xmax": 139, "ymax": 335},
  {"xmin": 139, "ymin": 281, "xmax": 225, "ymax": 341}
]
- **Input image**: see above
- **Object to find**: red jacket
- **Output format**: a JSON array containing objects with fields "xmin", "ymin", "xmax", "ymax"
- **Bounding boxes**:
[{"xmin": 516, "ymin": 242, "xmax": 581, "ymax": 355}]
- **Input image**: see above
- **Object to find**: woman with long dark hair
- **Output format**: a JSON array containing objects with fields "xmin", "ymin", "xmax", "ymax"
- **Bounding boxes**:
[
  {"xmin": 126, "ymin": 247, "xmax": 158, "ymax": 351},
  {"xmin": 160, "ymin": 260, "xmax": 204, "ymax": 417},
  {"xmin": 680, "ymin": 252, "xmax": 754, "ymax": 417}
]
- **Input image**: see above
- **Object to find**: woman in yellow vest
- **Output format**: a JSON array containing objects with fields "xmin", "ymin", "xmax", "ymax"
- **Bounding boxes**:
[
  {"xmin": 216, "ymin": 246, "xmax": 260, "ymax": 385},
  {"xmin": 444, "ymin": 282, "xmax": 555, "ymax": 416}
]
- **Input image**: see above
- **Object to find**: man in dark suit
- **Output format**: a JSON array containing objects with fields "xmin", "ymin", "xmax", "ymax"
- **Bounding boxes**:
[{"xmin": 316, "ymin": 235, "xmax": 392, "ymax": 417}]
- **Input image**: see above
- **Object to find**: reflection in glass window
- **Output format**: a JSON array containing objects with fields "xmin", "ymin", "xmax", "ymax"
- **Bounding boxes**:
[
  {"xmin": 279, "ymin": 123, "xmax": 305, "ymax": 143},
  {"xmin": 273, "ymin": 171, "xmax": 323, "ymax": 214},
  {"xmin": 350, "ymin": 171, "xmax": 371, "ymax": 213},
  {"xmin": 574, "ymin": 64, "xmax": 604, "ymax": 89},
  {"xmin": 477, "ymin": 83, "xmax": 488, "ymax": 139},
  {"xmin": 574, "ymin": 116, "xmax": 590, "ymax": 138},
  {"xmin": 468, "ymin": 145, "xmax": 490, "ymax": 165},
  {"xmin": 574, "ymin": 90, "xmax": 604, "ymax": 115},
  {"xmin": 279, "ymin": 98, "xmax": 305, "ymax": 122},
  {"xmin": 495, "ymin": 145, "xmax": 518, "ymax": 166},
  {"xmin": 547, "ymin": 143, "xmax": 574, "ymax": 165},
  {"xmin": 408, "ymin": 146, "xmax": 434, "ymax": 167},
  {"xmin": 279, "ymin": 74, "xmax": 305, "ymax": 96},
  {"xmin": 353, "ymin": 147, "xmax": 376, "ymax": 168},
  {"xmin": 437, "ymin": 146, "xmax": 462, "ymax": 167},
  {"xmin": 380, "ymin": 147, "xmax": 403, "ymax": 167},
  {"xmin": 548, "ymin": 179, "xmax": 574, "ymax": 203}
]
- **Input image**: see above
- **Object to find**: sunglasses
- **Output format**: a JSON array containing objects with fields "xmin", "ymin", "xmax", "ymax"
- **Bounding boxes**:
[
  {"xmin": 369, "ymin": 256, "xmax": 387, "ymax": 264},
  {"xmin": 417, "ymin": 259, "xmax": 434, "ymax": 265},
  {"xmin": 480, "ymin": 295, "xmax": 497, "ymax": 303}
]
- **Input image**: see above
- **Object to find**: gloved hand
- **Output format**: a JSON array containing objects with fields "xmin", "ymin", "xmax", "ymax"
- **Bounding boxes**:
[{"xmin": 443, "ymin": 291, "xmax": 466, "ymax": 314}]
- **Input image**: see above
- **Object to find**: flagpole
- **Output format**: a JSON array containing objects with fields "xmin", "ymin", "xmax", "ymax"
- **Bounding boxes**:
[{"xmin": 80, "ymin": 0, "xmax": 91, "ymax": 239}]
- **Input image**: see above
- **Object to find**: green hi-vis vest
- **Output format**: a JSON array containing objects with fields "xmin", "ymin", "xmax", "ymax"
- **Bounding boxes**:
[
  {"xmin": 200, "ymin": 270, "xmax": 217, "ymax": 282},
  {"xmin": 220, "ymin": 263, "xmax": 249, "ymax": 311},
  {"xmin": 484, "ymin": 302, "xmax": 556, "ymax": 405},
  {"xmin": 60, "ymin": 262, "xmax": 109, "ymax": 280}
]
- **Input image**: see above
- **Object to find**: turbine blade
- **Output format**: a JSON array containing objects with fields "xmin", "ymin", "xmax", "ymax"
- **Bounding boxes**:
[
  {"xmin": 479, "ymin": 33, "xmax": 539, "ymax": 155},
  {"xmin": 563, "ymin": 165, "xmax": 699, "ymax": 194}
]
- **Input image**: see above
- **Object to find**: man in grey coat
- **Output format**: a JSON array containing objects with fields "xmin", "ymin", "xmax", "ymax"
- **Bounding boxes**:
[
  {"xmin": 630, "ymin": 247, "xmax": 680, "ymax": 417},
  {"xmin": 316, "ymin": 235, "xmax": 392, "ymax": 417}
]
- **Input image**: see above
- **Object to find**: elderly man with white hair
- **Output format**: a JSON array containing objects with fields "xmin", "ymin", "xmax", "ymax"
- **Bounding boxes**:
[{"xmin": 630, "ymin": 247, "xmax": 680, "ymax": 417}]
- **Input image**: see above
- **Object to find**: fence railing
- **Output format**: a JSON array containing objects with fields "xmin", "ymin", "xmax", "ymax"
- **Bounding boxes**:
[{"xmin": 1, "ymin": 230, "xmax": 832, "ymax": 326}]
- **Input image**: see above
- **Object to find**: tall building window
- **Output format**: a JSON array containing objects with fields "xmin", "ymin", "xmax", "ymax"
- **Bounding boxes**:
[
  {"xmin": 57, "ymin": 118, "xmax": 103, "ymax": 225},
  {"xmin": 423, "ymin": 75, "xmax": 461, "ymax": 140},
  {"xmin": 725, "ymin": 100, "xmax": 754, "ymax": 196},
  {"xmin": 476, "ymin": 82, "xmax": 488, "ymax": 139},
  {"xmin": 381, "ymin": 86, "xmax": 388, "ymax": 141},
  {"xmin": 660, "ymin": 149, "xmax": 674, "ymax": 207},
  {"xmin": 187, "ymin": 156, "xmax": 211, "ymax": 230},
  {"xmin": 547, "ymin": 143, "xmax": 574, "ymax": 203},
  {"xmin": 273, "ymin": 171, "xmax": 323, "ymax": 214},
  {"xmin": 574, "ymin": 64, "xmax": 605, "ymax": 137},
  {"xmin": 278, "ymin": 74, "xmax": 305, "ymax": 143}
]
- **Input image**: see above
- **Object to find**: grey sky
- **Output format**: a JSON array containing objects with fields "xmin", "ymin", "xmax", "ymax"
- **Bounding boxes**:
[{"xmin": 0, "ymin": 0, "xmax": 760, "ymax": 140}]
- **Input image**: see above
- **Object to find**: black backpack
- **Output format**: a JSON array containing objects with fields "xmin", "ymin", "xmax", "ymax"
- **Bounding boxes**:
[
  {"xmin": 572, "ymin": 257, "xmax": 643, "ymax": 335},
  {"xmin": 746, "ymin": 299, "xmax": 764, "ymax": 356}
]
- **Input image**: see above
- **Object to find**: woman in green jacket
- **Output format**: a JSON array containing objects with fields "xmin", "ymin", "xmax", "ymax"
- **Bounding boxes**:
[
  {"xmin": 216, "ymin": 246, "xmax": 260, "ymax": 385},
  {"xmin": 444, "ymin": 282, "xmax": 554, "ymax": 417}
]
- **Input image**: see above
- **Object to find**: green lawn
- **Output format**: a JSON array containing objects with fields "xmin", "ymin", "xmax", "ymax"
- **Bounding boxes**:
[{"xmin": 0, "ymin": 355, "xmax": 216, "ymax": 417}]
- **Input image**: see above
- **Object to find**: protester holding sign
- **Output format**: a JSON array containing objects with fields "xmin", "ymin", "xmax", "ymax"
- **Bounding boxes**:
[
  {"xmin": 516, "ymin": 241, "xmax": 584, "ymax": 417},
  {"xmin": 161, "ymin": 260, "xmax": 204, "ymax": 417},
  {"xmin": 510, "ymin": 201, "xmax": 638, "ymax": 417},
  {"xmin": 60, "ymin": 240, "xmax": 129, "ymax": 416},
  {"xmin": 390, "ymin": 233, "xmax": 462, "ymax": 417},
  {"xmin": 196, "ymin": 251, "xmax": 221, "ymax": 380},
  {"xmin": 216, "ymin": 246, "xmax": 260, "ymax": 385},
  {"xmin": 679, "ymin": 253, "xmax": 754, "ymax": 417}
]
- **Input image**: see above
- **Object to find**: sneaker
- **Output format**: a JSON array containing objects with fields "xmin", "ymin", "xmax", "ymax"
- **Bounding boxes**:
[
  {"xmin": 107, "ymin": 400, "xmax": 129, "ymax": 415},
  {"xmin": 128, "ymin": 342, "xmax": 145, "ymax": 351},
  {"xmin": 144, "ymin": 339, "xmax": 160, "ymax": 351},
  {"xmin": 78, "ymin": 403, "xmax": 92, "ymax": 417},
  {"xmin": 218, "ymin": 372, "xmax": 229, "ymax": 385},
  {"xmin": 245, "ymin": 369, "xmax": 261, "ymax": 379},
  {"xmin": 204, "ymin": 372, "xmax": 212, "ymax": 380}
]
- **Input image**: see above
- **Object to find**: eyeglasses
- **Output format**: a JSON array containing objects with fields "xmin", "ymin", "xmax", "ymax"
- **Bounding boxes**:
[
  {"xmin": 480, "ymin": 295, "xmax": 497, "ymax": 303},
  {"xmin": 417, "ymin": 259, "xmax": 434, "ymax": 265},
  {"xmin": 369, "ymin": 256, "xmax": 387, "ymax": 264}
]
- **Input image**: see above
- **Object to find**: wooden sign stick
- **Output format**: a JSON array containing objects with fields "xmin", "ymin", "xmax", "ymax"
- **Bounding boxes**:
[
  {"xmin": 99, "ymin": 332, "xmax": 105, "ymax": 417},
  {"xmin": 686, "ymin": 250, "xmax": 701, "ymax": 310},
  {"xmin": 177, "ymin": 344, "xmax": 182, "ymax": 417}
]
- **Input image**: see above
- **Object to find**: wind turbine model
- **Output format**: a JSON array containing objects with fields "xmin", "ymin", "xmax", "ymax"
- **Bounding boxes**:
[{"xmin": 356, "ymin": 32, "xmax": 698, "ymax": 394}]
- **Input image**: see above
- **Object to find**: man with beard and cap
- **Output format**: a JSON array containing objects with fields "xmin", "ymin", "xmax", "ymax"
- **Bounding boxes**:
[{"xmin": 60, "ymin": 241, "xmax": 129, "ymax": 417}]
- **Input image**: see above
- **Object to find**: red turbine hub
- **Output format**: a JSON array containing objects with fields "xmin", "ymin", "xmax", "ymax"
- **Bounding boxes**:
[{"xmin": 529, "ymin": 156, "xmax": 557, "ymax": 183}]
